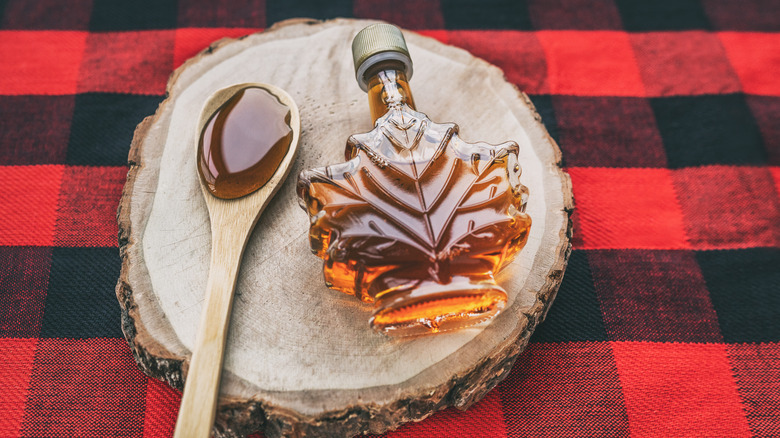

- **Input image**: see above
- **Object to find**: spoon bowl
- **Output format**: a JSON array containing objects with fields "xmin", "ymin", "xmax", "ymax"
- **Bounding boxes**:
[{"xmin": 173, "ymin": 83, "xmax": 300, "ymax": 438}]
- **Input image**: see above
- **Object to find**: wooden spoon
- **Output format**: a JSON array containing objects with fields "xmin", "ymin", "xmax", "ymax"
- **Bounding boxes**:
[{"xmin": 173, "ymin": 83, "xmax": 301, "ymax": 438}]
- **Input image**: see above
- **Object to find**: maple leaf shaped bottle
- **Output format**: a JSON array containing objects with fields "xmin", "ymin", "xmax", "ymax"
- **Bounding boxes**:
[{"xmin": 297, "ymin": 23, "xmax": 531, "ymax": 336}]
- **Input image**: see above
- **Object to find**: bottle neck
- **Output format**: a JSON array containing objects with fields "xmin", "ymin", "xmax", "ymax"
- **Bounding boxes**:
[{"xmin": 364, "ymin": 61, "xmax": 416, "ymax": 123}]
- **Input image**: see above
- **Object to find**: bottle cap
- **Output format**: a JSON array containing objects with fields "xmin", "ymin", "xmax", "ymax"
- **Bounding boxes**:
[{"xmin": 352, "ymin": 23, "xmax": 413, "ymax": 91}]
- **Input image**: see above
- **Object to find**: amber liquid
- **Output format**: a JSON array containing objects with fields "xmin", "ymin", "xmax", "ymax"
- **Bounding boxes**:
[
  {"xmin": 366, "ymin": 68, "xmax": 416, "ymax": 122},
  {"xmin": 198, "ymin": 86, "xmax": 293, "ymax": 199},
  {"xmin": 303, "ymin": 154, "xmax": 531, "ymax": 335},
  {"xmin": 298, "ymin": 67, "xmax": 531, "ymax": 336}
]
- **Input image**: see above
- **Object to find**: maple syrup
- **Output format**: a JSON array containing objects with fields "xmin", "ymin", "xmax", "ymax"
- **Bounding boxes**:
[
  {"xmin": 198, "ymin": 86, "xmax": 293, "ymax": 199},
  {"xmin": 365, "ymin": 61, "xmax": 416, "ymax": 122},
  {"xmin": 297, "ymin": 24, "xmax": 531, "ymax": 336}
]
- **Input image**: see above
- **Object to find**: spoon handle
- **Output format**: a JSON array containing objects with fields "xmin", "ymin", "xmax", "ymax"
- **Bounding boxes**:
[{"xmin": 173, "ymin": 214, "xmax": 253, "ymax": 438}]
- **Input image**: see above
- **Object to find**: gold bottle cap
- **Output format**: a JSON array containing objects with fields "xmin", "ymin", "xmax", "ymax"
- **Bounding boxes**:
[{"xmin": 352, "ymin": 23, "xmax": 413, "ymax": 91}]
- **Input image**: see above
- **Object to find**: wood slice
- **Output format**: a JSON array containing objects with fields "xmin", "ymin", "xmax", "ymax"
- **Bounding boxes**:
[{"xmin": 117, "ymin": 18, "xmax": 573, "ymax": 438}]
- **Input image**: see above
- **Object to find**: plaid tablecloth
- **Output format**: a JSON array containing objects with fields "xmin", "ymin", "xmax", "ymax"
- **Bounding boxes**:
[{"xmin": 1, "ymin": 1, "xmax": 778, "ymax": 437}]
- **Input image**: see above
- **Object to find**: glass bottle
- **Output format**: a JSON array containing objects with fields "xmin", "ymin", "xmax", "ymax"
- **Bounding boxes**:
[{"xmin": 297, "ymin": 24, "xmax": 532, "ymax": 336}]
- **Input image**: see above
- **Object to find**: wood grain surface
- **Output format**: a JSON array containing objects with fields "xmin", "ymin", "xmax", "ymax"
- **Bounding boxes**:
[{"xmin": 116, "ymin": 18, "xmax": 573, "ymax": 438}]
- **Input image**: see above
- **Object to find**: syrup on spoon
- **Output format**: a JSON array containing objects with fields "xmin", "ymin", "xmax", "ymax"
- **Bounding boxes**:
[{"xmin": 173, "ymin": 83, "xmax": 300, "ymax": 438}]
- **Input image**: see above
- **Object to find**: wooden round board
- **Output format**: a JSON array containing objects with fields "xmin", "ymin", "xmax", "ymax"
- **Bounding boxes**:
[{"xmin": 117, "ymin": 18, "xmax": 573, "ymax": 438}]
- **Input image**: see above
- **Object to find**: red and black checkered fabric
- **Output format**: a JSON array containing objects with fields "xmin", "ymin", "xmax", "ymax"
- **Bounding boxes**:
[{"xmin": 1, "ymin": 1, "xmax": 778, "ymax": 437}]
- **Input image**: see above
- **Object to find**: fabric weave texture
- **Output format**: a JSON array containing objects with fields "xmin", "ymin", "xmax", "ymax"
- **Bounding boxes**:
[{"xmin": 1, "ymin": 1, "xmax": 778, "ymax": 437}]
